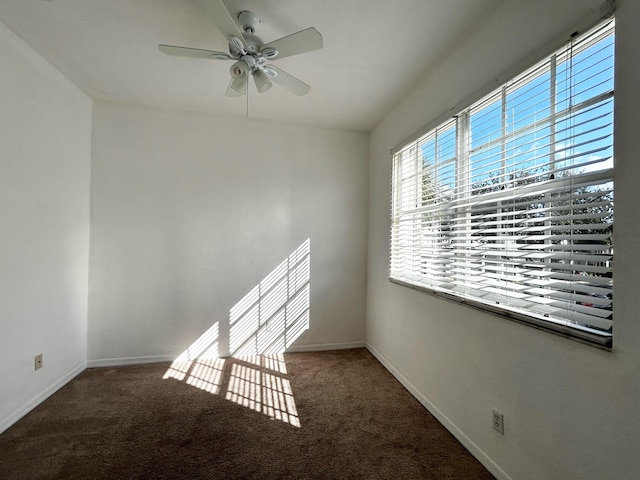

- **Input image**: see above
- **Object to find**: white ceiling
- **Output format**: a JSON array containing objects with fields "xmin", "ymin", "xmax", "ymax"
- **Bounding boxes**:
[{"xmin": 0, "ymin": 0, "xmax": 504, "ymax": 131}]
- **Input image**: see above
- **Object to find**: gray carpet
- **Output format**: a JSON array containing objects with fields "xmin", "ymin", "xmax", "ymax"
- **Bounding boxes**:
[{"xmin": 0, "ymin": 348, "xmax": 494, "ymax": 479}]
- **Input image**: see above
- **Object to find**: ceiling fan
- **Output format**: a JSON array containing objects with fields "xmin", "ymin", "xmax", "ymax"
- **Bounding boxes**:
[{"xmin": 159, "ymin": 0, "xmax": 323, "ymax": 97}]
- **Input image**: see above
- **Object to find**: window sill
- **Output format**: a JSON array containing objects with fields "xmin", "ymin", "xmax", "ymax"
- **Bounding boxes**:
[{"xmin": 389, "ymin": 277, "xmax": 612, "ymax": 351}]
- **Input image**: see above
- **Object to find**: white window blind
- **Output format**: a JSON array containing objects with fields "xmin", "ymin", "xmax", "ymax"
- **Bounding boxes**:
[{"xmin": 390, "ymin": 20, "xmax": 614, "ymax": 348}]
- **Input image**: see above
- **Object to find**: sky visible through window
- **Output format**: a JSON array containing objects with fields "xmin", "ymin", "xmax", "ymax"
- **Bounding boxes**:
[
  {"xmin": 417, "ymin": 30, "xmax": 614, "ymax": 192},
  {"xmin": 455, "ymin": 31, "xmax": 615, "ymax": 189}
]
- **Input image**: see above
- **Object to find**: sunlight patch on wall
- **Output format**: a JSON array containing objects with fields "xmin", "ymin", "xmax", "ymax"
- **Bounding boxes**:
[{"xmin": 230, "ymin": 239, "xmax": 311, "ymax": 356}]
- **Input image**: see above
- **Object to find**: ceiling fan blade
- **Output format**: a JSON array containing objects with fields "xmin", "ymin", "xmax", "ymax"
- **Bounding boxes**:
[
  {"xmin": 262, "ymin": 27, "xmax": 323, "ymax": 60},
  {"xmin": 158, "ymin": 44, "xmax": 232, "ymax": 60},
  {"xmin": 196, "ymin": 0, "xmax": 246, "ymax": 46},
  {"xmin": 264, "ymin": 65, "xmax": 311, "ymax": 96}
]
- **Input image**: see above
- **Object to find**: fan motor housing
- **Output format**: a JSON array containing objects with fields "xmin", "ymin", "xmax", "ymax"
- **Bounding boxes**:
[
  {"xmin": 242, "ymin": 32, "xmax": 264, "ymax": 54},
  {"xmin": 238, "ymin": 11, "xmax": 261, "ymax": 33}
]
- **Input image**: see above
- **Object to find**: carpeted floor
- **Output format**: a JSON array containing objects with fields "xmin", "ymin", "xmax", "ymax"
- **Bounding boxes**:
[{"xmin": 0, "ymin": 348, "xmax": 494, "ymax": 479}]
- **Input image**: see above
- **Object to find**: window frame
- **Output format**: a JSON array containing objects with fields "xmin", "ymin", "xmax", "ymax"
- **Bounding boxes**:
[{"xmin": 389, "ymin": 19, "xmax": 615, "ymax": 350}]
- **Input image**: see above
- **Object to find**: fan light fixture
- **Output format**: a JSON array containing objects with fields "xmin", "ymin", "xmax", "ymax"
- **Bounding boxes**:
[
  {"xmin": 253, "ymin": 69, "xmax": 272, "ymax": 93},
  {"xmin": 229, "ymin": 61, "xmax": 248, "ymax": 94}
]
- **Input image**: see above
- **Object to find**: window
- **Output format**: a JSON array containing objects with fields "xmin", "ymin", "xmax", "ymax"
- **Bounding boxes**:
[{"xmin": 390, "ymin": 20, "xmax": 614, "ymax": 348}]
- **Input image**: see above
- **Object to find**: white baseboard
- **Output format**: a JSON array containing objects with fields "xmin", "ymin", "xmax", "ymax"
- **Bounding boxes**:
[
  {"xmin": 286, "ymin": 340, "xmax": 365, "ymax": 353},
  {"xmin": 87, "ymin": 343, "xmax": 367, "ymax": 368},
  {"xmin": 86, "ymin": 354, "xmax": 175, "ymax": 368},
  {"xmin": 0, "ymin": 360, "xmax": 86, "ymax": 435},
  {"xmin": 365, "ymin": 342, "xmax": 513, "ymax": 480}
]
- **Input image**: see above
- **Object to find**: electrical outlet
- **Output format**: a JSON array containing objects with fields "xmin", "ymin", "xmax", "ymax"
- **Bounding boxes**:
[
  {"xmin": 34, "ymin": 354, "xmax": 43, "ymax": 371},
  {"xmin": 492, "ymin": 410, "xmax": 504, "ymax": 435}
]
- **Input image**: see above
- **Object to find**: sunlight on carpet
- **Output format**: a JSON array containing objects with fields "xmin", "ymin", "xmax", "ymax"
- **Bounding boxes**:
[{"xmin": 164, "ymin": 353, "xmax": 300, "ymax": 427}]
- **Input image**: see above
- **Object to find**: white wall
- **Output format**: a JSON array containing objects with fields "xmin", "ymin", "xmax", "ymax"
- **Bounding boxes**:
[
  {"xmin": 88, "ymin": 103, "xmax": 368, "ymax": 363},
  {"xmin": 366, "ymin": 1, "xmax": 640, "ymax": 479},
  {"xmin": 0, "ymin": 22, "xmax": 91, "ymax": 432}
]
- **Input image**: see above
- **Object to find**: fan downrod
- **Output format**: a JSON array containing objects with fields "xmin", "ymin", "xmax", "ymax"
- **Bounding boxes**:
[{"xmin": 238, "ymin": 11, "xmax": 261, "ymax": 34}]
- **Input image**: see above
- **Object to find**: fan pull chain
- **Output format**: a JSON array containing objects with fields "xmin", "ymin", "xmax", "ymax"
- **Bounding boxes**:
[{"xmin": 246, "ymin": 81, "xmax": 249, "ymax": 117}]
